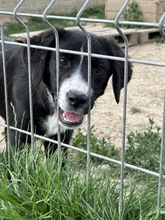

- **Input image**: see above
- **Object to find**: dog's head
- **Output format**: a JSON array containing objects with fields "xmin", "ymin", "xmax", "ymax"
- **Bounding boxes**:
[{"xmin": 23, "ymin": 26, "xmax": 132, "ymax": 129}]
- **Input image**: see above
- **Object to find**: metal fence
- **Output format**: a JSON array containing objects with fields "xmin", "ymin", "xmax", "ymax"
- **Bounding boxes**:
[{"xmin": 0, "ymin": 0, "xmax": 165, "ymax": 217}]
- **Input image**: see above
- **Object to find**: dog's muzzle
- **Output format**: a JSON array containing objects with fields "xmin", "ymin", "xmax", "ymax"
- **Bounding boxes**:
[{"xmin": 59, "ymin": 90, "xmax": 89, "ymax": 128}]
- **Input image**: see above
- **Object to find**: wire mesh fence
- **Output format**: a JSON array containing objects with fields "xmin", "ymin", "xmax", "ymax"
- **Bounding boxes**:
[{"xmin": 0, "ymin": 0, "xmax": 165, "ymax": 217}]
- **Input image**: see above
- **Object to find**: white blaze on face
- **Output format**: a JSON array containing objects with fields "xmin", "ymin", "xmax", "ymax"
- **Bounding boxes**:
[
  {"xmin": 58, "ymin": 71, "xmax": 88, "ymax": 112},
  {"xmin": 58, "ymin": 45, "xmax": 89, "ymax": 113}
]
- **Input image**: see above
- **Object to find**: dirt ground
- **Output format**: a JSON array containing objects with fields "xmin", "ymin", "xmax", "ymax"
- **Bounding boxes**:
[
  {"xmin": 0, "ymin": 42, "xmax": 165, "ymax": 150},
  {"xmin": 88, "ymin": 42, "xmax": 165, "ymax": 147}
]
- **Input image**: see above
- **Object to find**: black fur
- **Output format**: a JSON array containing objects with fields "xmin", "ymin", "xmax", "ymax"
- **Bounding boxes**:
[{"xmin": 0, "ymin": 26, "xmax": 132, "ymax": 155}]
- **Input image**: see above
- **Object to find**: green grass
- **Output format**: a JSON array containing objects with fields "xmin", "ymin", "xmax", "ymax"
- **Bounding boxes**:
[
  {"xmin": 0, "ymin": 118, "xmax": 165, "ymax": 219},
  {"xmin": 4, "ymin": 5, "xmax": 105, "ymax": 36},
  {"xmin": 0, "ymin": 148, "xmax": 164, "ymax": 219},
  {"xmin": 70, "ymin": 119, "xmax": 164, "ymax": 176},
  {"xmin": 125, "ymin": 118, "xmax": 162, "ymax": 173}
]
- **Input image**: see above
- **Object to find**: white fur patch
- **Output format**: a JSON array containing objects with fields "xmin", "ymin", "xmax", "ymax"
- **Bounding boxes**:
[
  {"xmin": 43, "ymin": 111, "xmax": 66, "ymax": 136},
  {"xmin": 58, "ymin": 70, "xmax": 89, "ymax": 113},
  {"xmin": 42, "ymin": 90, "xmax": 66, "ymax": 136}
]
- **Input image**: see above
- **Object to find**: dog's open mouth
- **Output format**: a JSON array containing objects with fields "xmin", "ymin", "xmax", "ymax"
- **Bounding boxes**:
[{"xmin": 59, "ymin": 109, "xmax": 84, "ymax": 128}]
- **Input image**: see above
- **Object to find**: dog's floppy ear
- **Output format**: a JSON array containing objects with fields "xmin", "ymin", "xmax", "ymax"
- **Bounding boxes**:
[
  {"xmin": 22, "ymin": 26, "xmax": 65, "ymax": 87},
  {"xmin": 105, "ymin": 38, "xmax": 132, "ymax": 103}
]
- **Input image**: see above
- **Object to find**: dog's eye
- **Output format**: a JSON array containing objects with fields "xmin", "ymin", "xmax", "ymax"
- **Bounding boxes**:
[
  {"xmin": 95, "ymin": 64, "xmax": 104, "ymax": 74},
  {"xmin": 60, "ymin": 57, "xmax": 69, "ymax": 67}
]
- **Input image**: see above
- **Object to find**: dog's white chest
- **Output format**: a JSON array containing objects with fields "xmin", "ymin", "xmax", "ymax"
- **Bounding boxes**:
[{"xmin": 43, "ymin": 112, "xmax": 66, "ymax": 136}]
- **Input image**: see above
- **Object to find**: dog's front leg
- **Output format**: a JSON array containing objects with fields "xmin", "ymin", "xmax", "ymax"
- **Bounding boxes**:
[
  {"xmin": 6, "ymin": 127, "xmax": 31, "ymax": 151},
  {"xmin": 44, "ymin": 130, "xmax": 73, "ymax": 167}
]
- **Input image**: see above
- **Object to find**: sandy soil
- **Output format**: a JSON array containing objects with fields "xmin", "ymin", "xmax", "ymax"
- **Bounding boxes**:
[
  {"xmin": 0, "ymin": 42, "xmax": 165, "ymax": 150},
  {"xmin": 87, "ymin": 42, "xmax": 165, "ymax": 147}
]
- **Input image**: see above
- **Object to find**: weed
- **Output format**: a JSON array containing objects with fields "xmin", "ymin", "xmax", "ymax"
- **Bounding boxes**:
[
  {"xmin": 121, "ymin": 1, "xmax": 143, "ymax": 28},
  {"xmin": 81, "ymin": 5, "xmax": 105, "ymax": 19},
  {"xmin": 69, "ymin": 117, "xmax": 164, "ymax": 185},
  {"xmin": 70, "ymin": 127, "xmax": 120, "ymax": 168},
  {"xmin": 130, "ymin": 106, "xmax": 141, "ymax": 114},
  {"xmin": 125, "ymin": 118, "xmax": 162, "ymax": 174},
  {"xmin": 153, "ymin": 37, "xmax": 165, "ymax": 44}
]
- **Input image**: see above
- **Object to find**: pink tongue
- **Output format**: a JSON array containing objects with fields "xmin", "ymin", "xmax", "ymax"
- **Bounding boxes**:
[{"xmin": 63, "ymin": 111, "xmax": 83, "ymax": 123}]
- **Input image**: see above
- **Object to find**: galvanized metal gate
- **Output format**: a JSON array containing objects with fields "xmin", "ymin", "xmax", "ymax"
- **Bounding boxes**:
[{"xmin": 0, "ymin": 0, "xmax": 165, "ymax": 216}]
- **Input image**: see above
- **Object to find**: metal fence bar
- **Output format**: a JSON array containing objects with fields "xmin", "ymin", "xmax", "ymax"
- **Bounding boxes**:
[
  {"xmin": 1, "ymin": 10, "xmax": 165, "ymax": 29},
  {"xmin": 76, "ymin": 0, "xmax": 92, "ymax": 181},
  {"xmin": 0, "ymin": 26, "xmax": 11, "ymax": 168},
  {"xmin": 13, "ymin": 0, "xmax": 35, "ymax": 153},
  {"xmin": 157, "ymin": 13, "xmax": 165, "ymax": 216},
  {"xmin": 159, "ymin": 12, "xmax": 165, "ymax": 38},
  {"xmin": 1, "ymin": 120, "xmax": 164, "ymax": 180},
  {"xmin": 157, "ymin": 94, "xmax": 165, "ymax": 216},
  {"xmin": 114, "ymin": 0, "xmax": 130, "ymax": 215},
  {"xmin": 42, "ymin": 0, "xmax": 62, "ymax": 167},
  {"xmin": 1, "ymin": 39, "xmax": 165, "ymax": 67}
]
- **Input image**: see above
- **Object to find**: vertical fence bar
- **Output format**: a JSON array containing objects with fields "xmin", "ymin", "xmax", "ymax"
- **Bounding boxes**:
[
  {"xmin": 13, "ymin": 0, "xmax": 35, "ymax": 153},
  {"xmin": 0, "ymin": 26, "xmax": 11, "ymax": 168},
  {"xmin": 159, "ymin": 12, "xmax": 165, "ymax": 38},
  {"xmin": 114, "ymin": 0, "xmax": 130, "ymax": 216},
  {"xmin": 157, "ymin": 13, "xmax": 165, "ymax": 216},
  {"xmin": 43, "ymin": 0, "xmax": 62, "ymax": 167},
  {"xmin": 157, "ymin": 93, "xmax": 165, "ymax": 216},
  {"xmin": 76, "ymin": 0, "xmax": 92, "ymax": 181}
]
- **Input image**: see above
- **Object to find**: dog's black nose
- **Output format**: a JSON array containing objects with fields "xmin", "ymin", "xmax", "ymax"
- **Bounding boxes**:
[{"xmin": 66, "ymin": 90, "xmax": 88, "ymax": 108}]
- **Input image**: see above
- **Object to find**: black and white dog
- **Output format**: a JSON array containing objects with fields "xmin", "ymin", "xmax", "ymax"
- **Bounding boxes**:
[{"xmin": 0, "ymin": 26, "xmax": 132, "ymax": 155}]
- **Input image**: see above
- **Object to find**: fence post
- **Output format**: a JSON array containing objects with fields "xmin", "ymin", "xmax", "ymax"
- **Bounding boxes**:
[{"xmin": 157, "ymin": 93, "xmax": 165, "ymax": 216}]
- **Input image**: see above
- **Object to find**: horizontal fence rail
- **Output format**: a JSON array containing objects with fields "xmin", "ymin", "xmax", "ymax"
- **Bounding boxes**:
[{"xmin": 0, "ymin": 0, "xmax": 165, "ymax": 217}]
